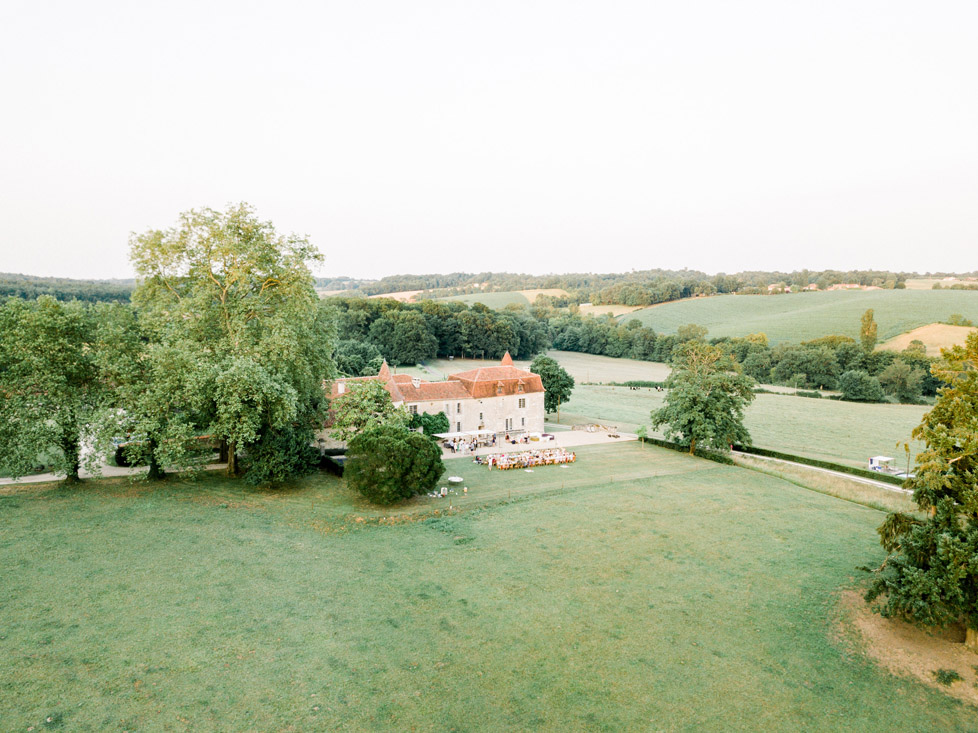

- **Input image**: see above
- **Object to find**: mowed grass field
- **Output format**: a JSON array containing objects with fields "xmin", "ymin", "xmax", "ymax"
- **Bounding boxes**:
[
  {"xmin": 560, "ymin": 385, "xmax": 926, "ymax": 468},
  {"xmin": 2, "ymin": 442, "xmax": 973, "ymax": 731},
  {"xmin": 400, "ymin": 350, "xmax": 671, "ymax": 384},
  {"xmin": 624, "ymin": 290, "xmax": 978, "ymax": 345}
]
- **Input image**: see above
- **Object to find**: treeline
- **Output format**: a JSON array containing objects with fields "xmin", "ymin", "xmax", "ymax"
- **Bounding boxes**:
[
  {"xmin": 710, "ymin": 334, "xmax": 940, "ymax": 402},
  {"xmin": 0, "ymin": 272, "xmax": 133, "ymax": 303},
  {"xmin": 319, "ymin": 268, "xmax": 920, "ymax": 306},
  {"xmin": 327, "ymin": 297, "xmax": 707, "ymax": 374},
  {"xmin": 329, "ymin": 298, "xmax": 549, "ymax": 368}
]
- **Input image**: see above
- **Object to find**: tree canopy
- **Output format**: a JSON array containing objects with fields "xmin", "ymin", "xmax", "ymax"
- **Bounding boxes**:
[
  {"xmin": 530, "ymin": 355, "xmax": 574, "ymax": 414},
  {"xmin": 130, "ymin": 203, "xmax": 335, "ymax": 479},
  {"xmin": 838, "ymin": 370, "xmax": 885, "ymax": 402},
  {"xmin": 866, "ymin": 331, "xmax": 978, "ymax": 650},
  {"xmin": 651, "ymin": 341, "xmax": 755, "ymax": 454},
  {"xmin": 0, "ymin": 296, "xmax": 110, "ymax": 482},
  {"xmin": 328, "ymin": 379, "xmax": 408, "ymax": 443},
  {"xmin": 345, "ymin": 424, "xmax": 445, "ymax": 505}
]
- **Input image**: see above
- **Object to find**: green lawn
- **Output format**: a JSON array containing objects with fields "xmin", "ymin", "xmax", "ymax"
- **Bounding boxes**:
[
  {"xmin": 559, "ymin": 385, "xmax": 926, "ymax": 468},
  {"xmin": 399, "ymin": 350, "xmax": 671, "ymax": 384},
  {"xmin": 625, "ymin": 290, "xmax": 978, "ymax": 345},
  {"xmin": 1, "ymin": 443, "xmax": 972, "ymax": 731}
]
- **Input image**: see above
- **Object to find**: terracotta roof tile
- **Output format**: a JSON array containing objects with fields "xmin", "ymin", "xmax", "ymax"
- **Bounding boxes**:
[{"xmin": 329, "ymin": 354, "xmax": 544, "ymax": 404}]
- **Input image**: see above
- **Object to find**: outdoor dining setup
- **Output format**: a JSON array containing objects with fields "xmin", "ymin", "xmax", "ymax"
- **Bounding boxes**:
[{"xmin": 476, "ymin": 448, "xmax": 576, "ymax": 471}]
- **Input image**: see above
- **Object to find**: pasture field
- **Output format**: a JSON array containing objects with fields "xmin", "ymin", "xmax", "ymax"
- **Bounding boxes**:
[
  {"xmin": 400, "ymin": 350, "xmax": 671, "ymax": 384},
  {"xmin": 438, "ymin": 290, "xmax": 530, "ymax": 308},
  {"xmin": 1, "ymin": 442, "xmax": 973, "ymax": 731},
  {"xmin": 438, "ymin": 288, "xmax": 568, "ymax": 309},
  {"xmin": 624, "ymin": 290, "xmax": 978, "ymax": 345},
  {"xmin": 559, "ymin": 385, "xmax": 926, "ymax": 468},
  {"xmin": 577, "ymin": 303, "xmax": 645, "ymax": 317},
  {"xmin": 369, "ymin": 289, "xmax": 426, "ymax": 302}
]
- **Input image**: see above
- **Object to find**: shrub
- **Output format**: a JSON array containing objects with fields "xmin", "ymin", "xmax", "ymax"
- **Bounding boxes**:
[
  {"xmin": 243, "ymin": 425, "xmax": 320, "ymax": 487},
  {"xmin": 345, "ymin": 424, "xmax": 445, "ymax": 505},
  {"xmin": 795, "ymin": 390, "xmax": 822, "ymax": 399},
  {"xmin": 933, "ymin": 669, "xmax": 962, "ymax": 686},
  {"xmin": 839, "ymin": 370, "xmax": 885, "ymax": 402}
]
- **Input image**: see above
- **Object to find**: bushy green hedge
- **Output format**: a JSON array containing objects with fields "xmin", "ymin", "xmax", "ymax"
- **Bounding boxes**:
[
  {"xmin": 795, "ymin": 390, "xmax": 822, "ymax": 399},
  {"xmin": 637, "ymin": 436, "xmax": 734, "ymax": 465},
  {"xmin": 731, "ymin": 444, "xmax": 907, "ymax": 487}
]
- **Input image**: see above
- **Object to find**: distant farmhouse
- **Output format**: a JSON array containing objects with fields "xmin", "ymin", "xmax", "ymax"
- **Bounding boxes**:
[{"xmin": 328, "ymin": 352, "xmax": 546, "ymax": 437}]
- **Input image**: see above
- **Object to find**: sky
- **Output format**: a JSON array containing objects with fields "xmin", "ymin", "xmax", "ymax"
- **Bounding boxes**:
[{"xmin": 1, "ymin": 0, "xmax": 976, "ymax": 281}]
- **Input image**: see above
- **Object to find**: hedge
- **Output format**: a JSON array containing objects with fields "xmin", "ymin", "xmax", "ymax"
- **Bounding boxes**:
[
  {"xmin": 731, "ymin": 444, "xmax": 908, "ymax": 487},
  {"xmin": 637, "ymin": 436, "xmax": 734, "ymax": 465}
]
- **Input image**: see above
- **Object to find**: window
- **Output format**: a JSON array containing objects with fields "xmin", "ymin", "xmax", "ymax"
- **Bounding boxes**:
[
  {"xmin": 518, "ymin": 383, "xmax": 524, "ymax": 393},
  {"xmin": 456, "ymin": 422, "xmax": 461, "ymax": 432},
  {"xmin": 518, "ymin": 398, "xmax": 526, "ymax": 409},
  {"xmin": 521, "ymin": 417, "xmax": 525, "ymax": 427},
  {"xmin": 409, "ymin": 405, "xmax": 418, "ymax": 415},
  {"xmin": 457, "ymin": 402, "xmax": 461, "ymax": 413},
  {"xmin": 496, "ymin": 386, "xmax": 503, "ymax": 395},
  {"xmin": 479, "ymin": 412, "xmax": 483, "ymax": 421}
]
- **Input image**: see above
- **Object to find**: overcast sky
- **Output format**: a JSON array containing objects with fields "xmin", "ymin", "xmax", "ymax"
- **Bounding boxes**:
[{"xmin": 1, "ymin": 1, "xmax": 976, "ymax": 280}]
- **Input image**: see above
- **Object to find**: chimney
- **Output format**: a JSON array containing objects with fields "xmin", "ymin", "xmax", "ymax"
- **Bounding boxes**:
[{"xmin": 337, "ymin": 382, "xmax": 345, "ymax": 395}]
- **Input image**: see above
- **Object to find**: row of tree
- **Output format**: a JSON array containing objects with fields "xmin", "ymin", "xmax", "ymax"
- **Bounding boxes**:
[
  {"xmin": 0, "ymin": 272, "xmax": 133, "ymax": 303},
  {"xmin": 0, "ymin": 205, "xmax": 335, "ymax": 486},
  {"xmin": 711, "ymin": 313, "xmax": 939, "ymax": 402},
  {"xmin": 321, "ymin": 268, "xmax": 928, "ymax": 305}
]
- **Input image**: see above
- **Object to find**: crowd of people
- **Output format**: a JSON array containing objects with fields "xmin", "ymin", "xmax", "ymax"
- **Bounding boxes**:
[
  {"xmin": 445, "ymin": 435, "xmax": 494, "ymax": 454},
  {"xmin": 476, "ymin": 449, "xmax": 576, "ymax": 471}
]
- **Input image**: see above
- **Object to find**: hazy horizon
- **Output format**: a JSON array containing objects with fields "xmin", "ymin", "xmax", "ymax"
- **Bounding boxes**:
[{"xmin": 2, "ymin": 1, "xmax": 976, "ymax": 281}]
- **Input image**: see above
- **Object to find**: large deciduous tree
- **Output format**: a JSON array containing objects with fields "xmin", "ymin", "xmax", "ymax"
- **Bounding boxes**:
[
  {"xmin": 345, "ymin": 424, "xmax": 445, "ymax": 505},
  {"xmin": 878, "ymin": 361, "xmax": 924, "ymax": 403},
  {"xmin": 866, "ymin": 332, "xmax": 978, "ymax": 650},
  {"xmin": 838, "ymin": 369, "xmax": 885, "ymax": 402},
  {"xmin": 651, "ymin": 341, "xmax": 755, "ymax": 454},
  {"xmin": 328, "ymin": 379, "xmax": 408, "ymax": 442},
  {"xmin": 530, "ymin": 355, "xmax": 574, "ymax": 414},
  {"xmin": 0, "ymin": 296, "xmax": 107, "ymax": 482},
  {"xmin": 129, "ymin": 203, "xmax": 334, "ymax": 479},
  {"xmin": 95, "ymin": 304, "xmax": 210, "ymax": 480}
]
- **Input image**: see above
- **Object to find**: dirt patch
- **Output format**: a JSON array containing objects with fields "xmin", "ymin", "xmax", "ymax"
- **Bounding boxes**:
[
  {"xmin": 878, "ymin": 323, "xmax": 977, "ymax": 356},
  {"xmin": 839, "ymin": 588, "xmax": 978, "ymax": 705}
]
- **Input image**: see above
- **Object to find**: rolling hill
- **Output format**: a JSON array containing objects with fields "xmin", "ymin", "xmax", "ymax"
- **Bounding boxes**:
[{"xmin": 623, "ymin": 290, "xmax": 978, "ymax": 345}]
